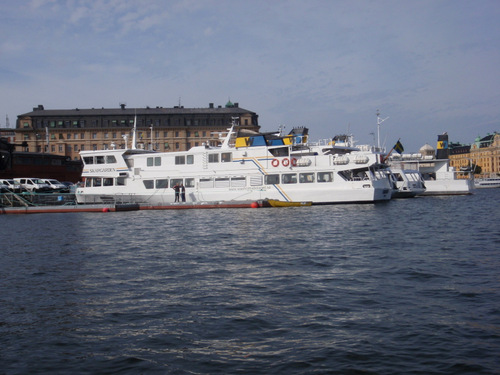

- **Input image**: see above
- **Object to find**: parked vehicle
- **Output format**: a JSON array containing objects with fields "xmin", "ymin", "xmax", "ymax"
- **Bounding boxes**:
[
  {"xmin": 41, "ymin": 178, "xmax": 69, "ymax": 192},
  {"xmin": 0, "ymin": 179, "xmax": 23, "ymax": 193},
  {"xmin": 14, "ymin": 177, "xmax": 51, "ymax": 192}
]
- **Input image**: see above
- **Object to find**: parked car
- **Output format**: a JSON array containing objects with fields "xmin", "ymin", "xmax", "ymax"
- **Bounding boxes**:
[
  {"xmin": 41, "ymin": 178, "xmax": 69, "ymax": 192},
  {"xmin": 0, "ymin": 179, "xmax": 23, "ymax": 193},
  {"xmin": 0, "ymin": 182, "xmax": 9, "ymax": 192},
  {"xmin": 14, "ymin": 177, "xmax": 51, "ymax": 193}
]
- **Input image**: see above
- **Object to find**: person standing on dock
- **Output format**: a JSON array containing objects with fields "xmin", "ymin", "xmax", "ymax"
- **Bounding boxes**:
[
  {"xmin": 180, "ymin": 183, "xmax": 186, "ymax": 202},
  {"xmin": 173, "ymin": 183, "xmax": 180, "ymax": 202}
]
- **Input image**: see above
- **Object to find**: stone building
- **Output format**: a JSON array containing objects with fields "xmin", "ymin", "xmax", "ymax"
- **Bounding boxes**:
[
  {"xmin": 449, "ymin": 132, "xmax": 500, "ymax": 177},
  {"xmin": 15, "ymin": 101, "xmax": 260, "ymax": 160}
]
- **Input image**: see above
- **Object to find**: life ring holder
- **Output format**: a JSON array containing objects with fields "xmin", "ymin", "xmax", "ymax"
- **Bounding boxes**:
[
  {"xmin": 282, "ymin": 158, "xmax": 290, "ymax": 167},
  {"xmin": 291, "ymin": 157, "xmax": 297, "ymax": 167},
  {"xmin": 271, "ymin": 159, "xmax": 280, "ymax": 167}
]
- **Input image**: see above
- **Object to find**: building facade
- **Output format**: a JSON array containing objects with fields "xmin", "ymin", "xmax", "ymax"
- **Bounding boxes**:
[
  {"xmin": 16, "ymin": 101, "xmax": 260, "ymax": 160},
  {"xmin": 449, "ymin": 132, "xmax": 500, "ymax": 177}
]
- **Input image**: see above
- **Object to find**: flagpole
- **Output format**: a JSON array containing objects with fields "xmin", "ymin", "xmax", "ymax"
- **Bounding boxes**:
[{"xmin": 382, "ymin": 138, "xmax": 400, "ymax": 163}]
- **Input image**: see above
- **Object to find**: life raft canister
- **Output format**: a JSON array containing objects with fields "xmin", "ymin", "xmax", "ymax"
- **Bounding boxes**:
[
  {"xmin": 282, "ymin": 158, "xmax": 290, "ymax": 167},
  {"xmin": 271, "ymin": 158, "xmax": 280, "ymax": 167}
]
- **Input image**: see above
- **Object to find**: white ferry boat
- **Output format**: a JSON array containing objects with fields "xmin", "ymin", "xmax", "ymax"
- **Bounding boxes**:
[
  {"xmin": 76, "ymin": 122, "xmax": 393, "ymax": 205},
  {"xmin": 388, "ymin": 156, "xmax": 473, "ymax": 195},
  {"xmin": 474, "ymin": 177, "xmax": 500, "ymax": 189}
]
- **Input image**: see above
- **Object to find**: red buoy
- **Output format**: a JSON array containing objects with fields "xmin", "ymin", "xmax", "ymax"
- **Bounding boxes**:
[
  {"xmin": 102, "ymin": 207, "xmax": 110, "ymax": 212},
  {"xmin": 250, "ymin": 202, "xmax": 259, "ymax": 208}
]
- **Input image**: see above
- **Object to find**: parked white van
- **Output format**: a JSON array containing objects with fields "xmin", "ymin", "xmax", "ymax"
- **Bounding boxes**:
[
  {"xmin": 0, "ymin": 179, "xmax": 23, "ymax": 193},
  {"xmin": 41, "ymin": 179, "xmax": 68, "ymax": 192},
  {"xmin": 14, "ymin": 178, "xmax": 51, "ymax": 192}
]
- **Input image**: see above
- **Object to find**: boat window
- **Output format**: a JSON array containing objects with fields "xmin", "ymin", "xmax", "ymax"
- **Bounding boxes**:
[
  {"xmin": 155, "ymin": 157, "xmax": 161, "ymax": 166},
  {"xmin": 299, "ymin": 173, "xmax": 315, "ymax": 183},
  {"xmin": 221, "ymin": 153, "xmax": 232, "ymax": 163},
  {"xmin": 106, "ymin": 155, "xmax": 117, "ymax": 164},
  {"xmin": 147, "ymin": 157, "xmax": 154, "ymax": 167},
  {"xmin": 103, "ymin": 178, "xmax": 113, "ymax": 186},
  {"xmin": 185, "ymin": 178, "xmax": 195, "ymax": 187},
  {"xmin": 215, "ymin": 177, "xmax": 230, "ymax": 188},
  {"xmin": 143, "ymin": 180, "xmax": 154, "ymax": 189},
  {"xmin": 175, "ymin": 155, "xmax": 185, "ymax": 165},
  {"xmin": 208, "ymin": 154, "xmax": 219, "ymax": 163},
  {"xmin": 250, "ymin": 176, "xmax": 263, "ymax": 186},
  {"xmin": 231, "ymin": 177, "xmax": 246, "ymax": 187},
  {"xmin": 265, "ymin": 174, "xmax": 280, "ymax": 185},
  {"xmin": 281, "ymin": 173, "xmax": 297, "ymax": 184},
  {"xmin": 93, "ymin": 178, "xmax": 102, "ymax": 187},
  {"xmin": 170, "ymin": 178, "xmax": 183, "ymax": 188},
  {"xmin": 96, "ymin": 156, "xmax": 105, "ymax": 164},
  {"xmin": 83, "ymin": 156, "xmax": 94, "ymax": 165},
  {"xmin": 85, "ymin": 178, "xmax": 92, "ymax": 187},
  {"xmin": 199, "ymin": 178, "xmax": 213, "ymax": 188},
  {"xmin": 317, "ymin": 172, "xmax": 333, "ymax": 182},
  {"xmin": 269, "ymin": 147, "xmax": 289, "ymax": 157},
  {"xmin": 187, "ymin": 155, "xmax": 194, "ymax": 164},
  {"xmin": 394, "ymin": 173, "xmax": 404, "ymax": 181},
  {"xmin": 156, "ymin": 179, "xmax": 168, "ymax": 189},
  {"xmin": 116, "ymin": 177, "xmax": 125, "ymax": 186}
]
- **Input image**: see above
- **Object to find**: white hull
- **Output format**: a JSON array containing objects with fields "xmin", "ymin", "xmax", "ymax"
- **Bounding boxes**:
[
  {"xmin": 474, "ymin": 178, "xmax": 500, "ymax": 189},
  {"xmin": 76, "ymin": 126, "xmax": 393, "ymax": 205},
  {"xmin": 420, "ymin": 179, "xmax": 473, "ymax": 195}
]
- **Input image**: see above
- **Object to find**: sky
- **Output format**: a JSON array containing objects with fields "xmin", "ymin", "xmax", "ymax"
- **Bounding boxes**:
[{"xmin": 1, "ymin": 0, "xmax": 499, "ymax": 152}]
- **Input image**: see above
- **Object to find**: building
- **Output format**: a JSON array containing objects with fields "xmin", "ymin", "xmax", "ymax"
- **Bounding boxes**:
[
  {"xmin": 15, "ymin": 101, "xmax": 260, "ymax": 160},
  {"xmin": 448, "ymin": 132, "xmax": 500, "ymax": 177}
]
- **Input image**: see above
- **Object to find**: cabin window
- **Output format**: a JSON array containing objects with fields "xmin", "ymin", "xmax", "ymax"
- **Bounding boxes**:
[
  {"xmin": 156, "ymin": 179, "xmax": 168, "ymax": 189},
  {"xmin": 147, "ymin": 157, "xmax": 154, "ymax": 167},
  {"xmin": 269, "ymin": 147, "xmax": 289, "ymax": 157},
  {"xmin": 85, "ymin": 178, "xmax": 91, "ymax": 187},
  {"xmin": 187, "ymin": 155, "xmax": 194, "ymax": 164},
  {"xmin": 175, "ymin": 155, "xmax": 185, "ymax": 165},
  {"xmin": 299, "ymin": 173, "xmax": 315, "ymax": 183},
  {"xmin": 231, "ymin": 177, "xmax": 246, "ymax": 187},
  {"xmin": 106, "ymin": 155, "xmax": 117, "ymax": 164},
  {"xmin": 93, "ymin": 178, "xmax": 102, "ymax": 187},
  {"xmin": 215, "ymin": 177, "xmax": 230, "ymax": 188},
  {"xmin": 116, "ymin": 177, "xmax": 125, "ymax": 186},
  {"xmin": 265, "ymin": 174, "xmax": 280, "ymax": 185},
  {"xmin": 155, "ymin": 157, "xmax": 161, "ymax": 166},
  {"xmin": 103, "ymin": 178, "xmax": 113, "ymax": 186},
  {"xmin": 208, "ymin": 154, "xmax": 219, "ymax": 163},
  {"xmin": 96, "ymin": 156, "xmax": 105, "ymax": 164},
  {"xmin": 170, "ymin": 178, "xmax": 183, "ymax": 188},
  {"xmin": 250, "ymin": 176, "xmax": 263, "ymax": 186},
  {"xmin": 221, "ymin": 153, "xmax": 232, "ymax": 163},
  {"xmin": 185, "ymin": 178, "xmax": 195, "ymax": 188},
  {"xmin": 281, "ymin": 173, "xmax": 297, "ymax": 184},
  {"xmin": 199, "ymin": 178, "xmax": 213, "ymax": 188},
  {"xmin": 83, "ymin": 156, "xmax": 94, "ymax": 164},
  {"xmin": 317, "ymin": 172, "xmax": 333, "ymax": 182},
  {"xmin": 143, "ymin": 180, "xmax": 154, "ymax": 189}
]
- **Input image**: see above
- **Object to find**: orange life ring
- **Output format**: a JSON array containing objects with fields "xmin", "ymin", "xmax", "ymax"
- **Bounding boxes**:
[
  {"xmin": 291, "ymin": 157, "xmax": 297, "ymax": 166},
  {"xmin": 282, "ymin": 158, "xmax": 290, "ymax": 167},
  {"xmin": 271, "ymin": 158, "xmax": 279, "ymax": 167}
]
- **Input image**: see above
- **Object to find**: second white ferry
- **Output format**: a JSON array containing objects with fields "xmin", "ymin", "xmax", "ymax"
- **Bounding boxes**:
[{"xmin": 76, "ymin": 121, "xmax": 393, "ymax": 205}]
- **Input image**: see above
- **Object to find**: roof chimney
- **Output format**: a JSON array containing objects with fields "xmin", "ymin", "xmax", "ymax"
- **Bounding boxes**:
[{"xmin": 120, "ymin": 103, "xmax": 126, "ymax": 110}]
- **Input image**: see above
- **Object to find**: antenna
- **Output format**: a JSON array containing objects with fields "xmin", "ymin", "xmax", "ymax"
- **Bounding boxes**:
[
  {"xmin": 6, "ymin": 115, "xmax": 10, "ymax": 128},
  {"xmin": 376, "ymin": 109, "xmax": 389, "ymax": 150}
]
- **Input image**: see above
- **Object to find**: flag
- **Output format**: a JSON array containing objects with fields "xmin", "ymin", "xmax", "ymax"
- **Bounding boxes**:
[{"xmin": 394, "ymin": 140, "xmax": 404, "ymax": 154}]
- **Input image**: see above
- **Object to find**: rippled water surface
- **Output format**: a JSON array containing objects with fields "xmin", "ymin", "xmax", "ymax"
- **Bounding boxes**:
[{"xmin": 1, "ymin": 189, "xmax": 500, "ymax": 374}]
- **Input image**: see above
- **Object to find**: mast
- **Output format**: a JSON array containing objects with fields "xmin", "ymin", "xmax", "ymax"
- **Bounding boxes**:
[
  {"xmin": 131, "ymin": 112, "xmax": 137, "ymax": 150},
  {"xmin": 376, "ymin": 110, "xmax": 389, "ymax": 150}
]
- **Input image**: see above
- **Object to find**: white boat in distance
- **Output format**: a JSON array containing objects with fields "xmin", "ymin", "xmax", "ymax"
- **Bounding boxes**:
[
  {"xmin": 474, "ymin": 177, "xmax": 500, "ymax": 189},
  {"xmin": 76, "ymin": 121, "xmax": 393, "ymax": 205}
]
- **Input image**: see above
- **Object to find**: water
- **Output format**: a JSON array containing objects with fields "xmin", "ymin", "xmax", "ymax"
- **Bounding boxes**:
[{"xmin": 1, "ymin": 189, "xmax": 499, "ymax": 374}]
